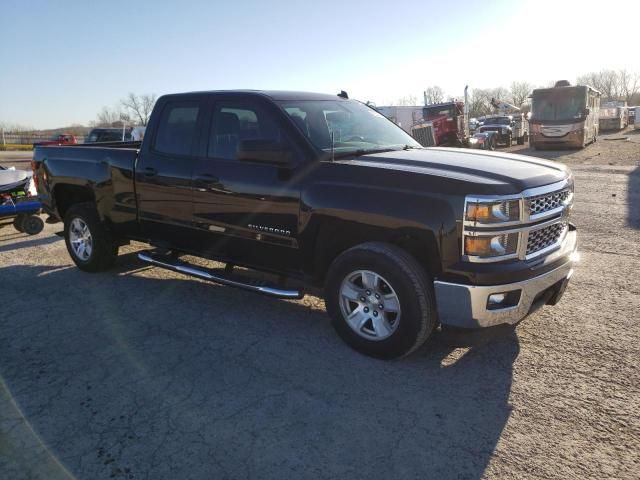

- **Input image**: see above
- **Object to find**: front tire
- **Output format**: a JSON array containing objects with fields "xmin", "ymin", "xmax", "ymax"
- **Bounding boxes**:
[
  {"xmin": 64, "ymin": 202, "xmax": 118, "ymax": 272},
  {"xmin": 324, "ymin": 242, "xmax": 437, "ymax": 359}
]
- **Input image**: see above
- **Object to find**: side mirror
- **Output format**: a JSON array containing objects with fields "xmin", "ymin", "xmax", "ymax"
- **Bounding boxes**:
[{"xmin": 237, "ymin": 139, "xmax": 293, "ymax": 167}]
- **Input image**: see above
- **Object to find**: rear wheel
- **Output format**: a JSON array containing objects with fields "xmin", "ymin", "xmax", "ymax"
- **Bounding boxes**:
[
  {"xmin": 21, "ymin": 215, "xmax": 44, "ymax": 235},
  {"xmin": 506, "ymin": 136, "xmax": 513, "ymax": 147},
  {"xmin": 324, "ymin": 242, "xmax": 437, "ymax": 359},
  {"xmin": 64, "ymin": 202, "xmax": 118, "ymax": 272},
  {"xmin": 13, "ymin": 214, "xmax": 26, "ymax": 232}
]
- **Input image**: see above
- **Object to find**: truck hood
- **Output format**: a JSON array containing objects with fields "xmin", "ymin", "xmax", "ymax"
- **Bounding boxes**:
[{"xmin": 337, "ymin": 147, "xmax": 569, "ymax": 194}]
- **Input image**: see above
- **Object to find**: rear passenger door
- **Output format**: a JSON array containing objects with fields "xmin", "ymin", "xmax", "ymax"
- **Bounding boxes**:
[
  {"xmin": 135, "ymin": 98, "xmax": 205, "ymax": 250},
  {"xmin": 190, "ymin": 97, "xmax": 302, "ymax": 273}
]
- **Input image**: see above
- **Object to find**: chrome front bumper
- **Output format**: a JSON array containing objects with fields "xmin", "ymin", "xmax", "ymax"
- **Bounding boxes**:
[{"xmin": 434, "ymin": 233, "xmax": 577, "ymax": 328}]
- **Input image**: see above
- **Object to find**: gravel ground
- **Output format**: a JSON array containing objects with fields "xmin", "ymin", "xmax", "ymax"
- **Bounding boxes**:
[{"xmin": 1, "ymin": 132, "xmax": 639, "ymax": 479}]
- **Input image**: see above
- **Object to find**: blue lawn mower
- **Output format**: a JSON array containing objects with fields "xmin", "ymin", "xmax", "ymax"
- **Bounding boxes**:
[{"xmin": 0, "ymin": 166, "xmax": 45, "ymax": 235}]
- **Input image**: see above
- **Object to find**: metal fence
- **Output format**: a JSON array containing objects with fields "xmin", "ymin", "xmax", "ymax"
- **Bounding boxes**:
[{"xmin": 1, "ymin": 132, "xmax": 86, "ymax": 145}]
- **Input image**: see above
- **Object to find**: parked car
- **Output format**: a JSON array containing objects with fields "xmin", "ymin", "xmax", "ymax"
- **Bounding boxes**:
[
  {"xmin": 479, "ymin": 115, "xmax": 528, "ymax": 146},
  {"xmin": 469, "ymin": 131, "xmax": 497, "ymax": 150},
  {"xmin": 33, "ymin": 90, "xmax": 578, "ymax": 359},
  {"xmin": 33, "ymin": 134, "xmax": 77, "ymax": 148},
  {"xmin": 85, "ymin": 128, "xmax": 132, "ymax": 143}
]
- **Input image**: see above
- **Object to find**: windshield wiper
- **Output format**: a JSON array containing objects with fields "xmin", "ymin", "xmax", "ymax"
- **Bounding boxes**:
[{"xmin": 332, "ymin": 148, "xmax": 401, "ymax": 160}]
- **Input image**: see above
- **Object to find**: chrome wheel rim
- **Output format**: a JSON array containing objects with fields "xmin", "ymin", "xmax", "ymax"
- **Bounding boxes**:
[
  {"xmin": 69, "ymin": 218, "xmax": 93, "ymax": 261},
  {"xmin": 339, "ymin": 270, "xmax": 401, "ymax": 341}
]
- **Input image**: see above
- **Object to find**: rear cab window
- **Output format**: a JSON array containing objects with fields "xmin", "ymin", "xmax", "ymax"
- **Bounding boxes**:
[{"xmin": 154, "ymin": 102, "xmax": 201, "ymax": 156}]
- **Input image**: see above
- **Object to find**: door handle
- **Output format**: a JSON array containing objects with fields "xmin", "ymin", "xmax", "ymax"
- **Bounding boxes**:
[{"xmin": 143, "ymin": 167, "xmax": 157, "ymax": 177}]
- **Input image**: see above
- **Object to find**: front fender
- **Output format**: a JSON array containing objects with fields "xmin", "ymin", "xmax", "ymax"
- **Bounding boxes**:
[{"xmin": 299, "ymin": 181, "xmax": 459, "ymax": 280}]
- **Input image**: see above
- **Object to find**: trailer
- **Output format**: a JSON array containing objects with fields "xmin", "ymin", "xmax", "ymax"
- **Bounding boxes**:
[{"xmin": 599, "ymin": 101, "xmax": 628, "ymax": 130}]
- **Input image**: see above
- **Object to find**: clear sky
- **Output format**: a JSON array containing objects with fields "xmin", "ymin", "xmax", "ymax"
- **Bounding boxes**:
[{"xmin": 1, "ymin": 0, "xmax": 637, "ymax": 129}]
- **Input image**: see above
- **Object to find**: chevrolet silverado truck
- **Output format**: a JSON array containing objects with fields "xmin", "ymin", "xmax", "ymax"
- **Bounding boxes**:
[{"xmin": 33, "ymin": 90, "xmax": 578, "ymax": 359}]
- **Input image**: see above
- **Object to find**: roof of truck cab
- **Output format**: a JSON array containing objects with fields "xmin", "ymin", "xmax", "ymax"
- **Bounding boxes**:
[{"xmin": 161, "ymin": 90, "xmax": 348, "ymax": 101}]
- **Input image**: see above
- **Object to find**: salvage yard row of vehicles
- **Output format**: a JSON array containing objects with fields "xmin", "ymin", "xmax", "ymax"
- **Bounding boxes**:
[
  {"xmin": 378, "ymin": 81, "xmax": 614, "ymax": 150},
  {"xmin": 33, "ymin": 89, "xmax": 578, "ymax": 359}
]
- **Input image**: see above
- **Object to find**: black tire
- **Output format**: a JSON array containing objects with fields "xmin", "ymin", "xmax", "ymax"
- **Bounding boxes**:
[
  {"xmin": 324, "ymin": 242, "xmax": 437, "ymax": 359},
  {"xmin": 506, "ymin": 136, "xmax": 512, "ymax": 147},
  {"xmin": 489, "ymin": 138, "xmax": 496, "ymax": 151},
  {"xmin": 517, "ymin": 135, "xmax": 524, "ymax": 145},
  {"xmin": 64, "ymin": 202, "xmax": 118, "ymax": 272},
  {"xmin": 13, "ymin": 214, "xmax": 26, "ymax": 232},
  {"xmin": 21, "ymin": 215, "xmax": 44, "ymax": 235}
]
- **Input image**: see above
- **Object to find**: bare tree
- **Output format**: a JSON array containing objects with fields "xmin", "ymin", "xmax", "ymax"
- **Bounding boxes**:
[
  {"xmin": 395, "ymin": 95, "xmax": 419, "ymax": 106},
  {"xmin": 468, "ymin": 87, "xmax": 512, "ymax": 117},
  {"xmin": 618, "ymin": 69, "xmax": 639, "ymax": 104},
  {"xmin": 96, "ymin": 106, "xmax": 123, "ymax": 127},
  {"xmin": 0, "ymin": 122, "xmax": 35, "ymax": 133},
  {"xmin": 423, "ymin": 86, "xmax": 444, "ymax": 105},
  {"xmin": 577, "ymin": 70, "xmax": 624, "ymax": 101},
  {"xmin": 509, "ymin": 81, "xmax": 533, "ymax": 108},
  {"xmin": 121, "ymin": 93, "xmax": 157, "ymax": 126}
]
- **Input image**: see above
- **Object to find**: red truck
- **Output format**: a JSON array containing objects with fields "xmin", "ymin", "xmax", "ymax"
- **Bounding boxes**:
[
  {"xmin": 33, "ymin": 134, "xmax": 78, "ymax": 148},
  {"xmin": 423, "ymin": 101, "xmax": 469, "ymax": 146}
]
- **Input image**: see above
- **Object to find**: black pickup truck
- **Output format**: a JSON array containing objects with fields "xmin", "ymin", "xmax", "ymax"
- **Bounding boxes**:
[{"xmin": 33, "ymin": 90, "xmax": 578, "ymax": 359}]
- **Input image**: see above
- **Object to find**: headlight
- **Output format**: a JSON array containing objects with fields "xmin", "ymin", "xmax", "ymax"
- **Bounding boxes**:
[
  {"xmin": 469, "ymin": 138, "xmax": 478, "ymax": 144},
  {"xmin": 464, "ymin": 233, "xmax": 519, "ymax": 258},
  {"xmin": 465, "ymin": 199, "xmax": 520, "ymax": 224}
]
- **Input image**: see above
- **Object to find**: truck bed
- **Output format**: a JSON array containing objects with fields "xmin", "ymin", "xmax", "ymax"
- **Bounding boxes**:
[{"xmin": 33, "ymin": 143, "xmax": 141, "ymax": 231}]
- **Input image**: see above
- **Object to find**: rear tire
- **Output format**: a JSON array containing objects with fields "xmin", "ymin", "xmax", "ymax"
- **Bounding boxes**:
[
  {"xmin": 64, "ymin": 202, "xmax": 118, "ymax": 272},
  {"xmin": 22, "ymin": 215, "xmax": 44, "ymax": 235},
  {"xmin": 517, "ymin": 135, "xmax": 524, "ymax": 145},
  {"xmin": 506, "ymin": 136, "xmax": 513, "ymax": 147},
  {"xmin": 13, "ymin": 214, "xmax": 26, "ymax": 233},
  {"xmin": 324, "ymin": 242, "xmax": 437, "ymax": 359}
]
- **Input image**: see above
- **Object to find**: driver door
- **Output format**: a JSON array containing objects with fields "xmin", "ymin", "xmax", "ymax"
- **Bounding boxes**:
[{"xmin": 190, "ymin": 97, "xmax": 303, "ymax": 274}]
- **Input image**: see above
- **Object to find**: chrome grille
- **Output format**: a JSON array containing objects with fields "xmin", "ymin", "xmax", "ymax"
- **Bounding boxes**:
[
  {"xmin": 527, "ymin": 222, "xmax": 567, "ymax": 256},
  {"xmin": 528, "ymin": 190, "xmax": 570, "ymax": 216}
]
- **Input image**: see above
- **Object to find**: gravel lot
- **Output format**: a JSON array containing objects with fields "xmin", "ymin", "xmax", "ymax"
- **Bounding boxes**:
[{"xmin": 1, "ymin": 131, "xmax": 639, "ymax": 479}]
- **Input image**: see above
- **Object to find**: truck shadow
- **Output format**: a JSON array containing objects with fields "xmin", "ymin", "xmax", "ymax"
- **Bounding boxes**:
[
  {"xmin": 0, "ymin": 232, "xmax": 62, "ymax": 252},
  {"xmin": 0, "ymin": 259, "xmax": 518, "ymax": 480},
  {"xmin": 629, "ymin": 166, "xmax": 640, "ymax": 229}
]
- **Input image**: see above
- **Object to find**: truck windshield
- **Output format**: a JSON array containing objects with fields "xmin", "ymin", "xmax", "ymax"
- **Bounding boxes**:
[
  {"xmin": 531, "ymin": 90, "xmax": 586, "ymax": 121},
  {"xmin": 277, "ymin": 100, "xmax": 421, "ymax": 155},
  {"xmin": 424, "ymin": 106, "xmax": 454, "ymax": 119},
  {"xmin": 484, "ymin": 117, "xmax": 511, "ymax": 125}
]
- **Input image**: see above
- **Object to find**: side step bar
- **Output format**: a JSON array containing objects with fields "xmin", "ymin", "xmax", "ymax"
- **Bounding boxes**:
[{"xmin": 137, "ymin": 251, "xmax": 303, "ymax": 300}]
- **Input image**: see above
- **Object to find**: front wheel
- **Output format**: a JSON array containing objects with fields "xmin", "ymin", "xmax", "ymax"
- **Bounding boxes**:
[
  {"xmin": 324, "ymin": 242, "xmax": 437, "ymax": 359},
  {"xmin": 64, "ymin": 202, "xmax": 118, "ymax": 272}
]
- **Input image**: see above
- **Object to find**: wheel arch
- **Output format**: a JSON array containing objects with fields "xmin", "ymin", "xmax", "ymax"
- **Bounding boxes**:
[
  {"xmin": 52, "ymin": 183, "xmax": 96, "ymax": 220},
  {"xmin": 309, "ymin": 219, "xmax": 441, "ymax": 286}
]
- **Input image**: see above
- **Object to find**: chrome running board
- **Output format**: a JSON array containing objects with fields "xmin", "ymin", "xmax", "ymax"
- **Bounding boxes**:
[{"xmin": 138, "ymin": 251, "xmax": 303, "ymax": 299}]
